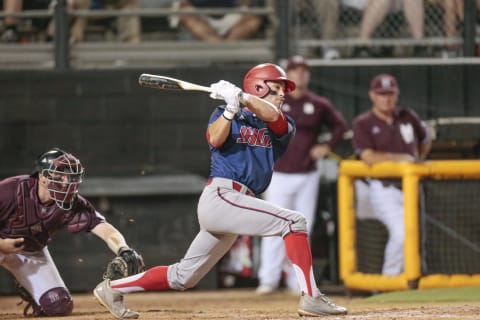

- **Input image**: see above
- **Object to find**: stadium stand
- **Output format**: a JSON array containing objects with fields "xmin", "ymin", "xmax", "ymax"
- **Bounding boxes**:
[{"xmin": 0, "ymin": 1, "xmax": 478, "ymax": 69}]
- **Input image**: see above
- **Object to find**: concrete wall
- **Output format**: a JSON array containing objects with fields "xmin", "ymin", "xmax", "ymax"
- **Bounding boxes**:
[
  {"xmin": 1, "ymin": 64, "xmax": 478, "ymax": 177},
  {"xmin": 0, "ymin": 66, "xmax": 247, "ymax": 178}
]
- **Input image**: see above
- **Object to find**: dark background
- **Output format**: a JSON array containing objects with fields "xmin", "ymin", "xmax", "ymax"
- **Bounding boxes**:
[{"xmin": 1, "ymin": 64, "xmax": 478, "ymax": 177}]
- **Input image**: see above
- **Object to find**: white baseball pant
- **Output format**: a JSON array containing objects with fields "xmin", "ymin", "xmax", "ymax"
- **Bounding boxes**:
[
  {"xmin": 166, "ymin": 177, "xmax": 308, "ymax": 291},
  {"xmin": 369, "ymin": 179, "xmax": 405, "ymax": 275},
  {"xmin": 0, "ymin": 247, "xmax": 67, "ymax": 303}
]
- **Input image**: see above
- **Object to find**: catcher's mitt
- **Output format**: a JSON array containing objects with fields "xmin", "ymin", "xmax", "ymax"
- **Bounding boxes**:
[{"xmin": 103, "ymin": 247, "xmax": 146, "ymax": 280}]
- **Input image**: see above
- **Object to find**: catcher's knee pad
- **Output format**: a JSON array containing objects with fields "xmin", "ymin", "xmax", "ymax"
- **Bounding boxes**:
[
  {"xmin": 39, "ymin": 287, "xmax": 73, "ymax": 316},
  {"xmin": 281, "ymin": 211, "xmax": 307, "ymax": 237}
]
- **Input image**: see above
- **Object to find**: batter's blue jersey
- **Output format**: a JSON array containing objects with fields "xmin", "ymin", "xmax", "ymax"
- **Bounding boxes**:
[{"xmin": 207, "ymin": 106, "xmax": 295, "ymax": 195}]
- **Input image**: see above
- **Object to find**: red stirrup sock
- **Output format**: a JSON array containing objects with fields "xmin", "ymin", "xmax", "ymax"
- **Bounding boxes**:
[
  {"xmin": 111, "ymin": 266, "xmax": 170, "ymax": 293},
  {"xmin": 284, "ymin": 232, "xmax": 318, "ymax": 297}
]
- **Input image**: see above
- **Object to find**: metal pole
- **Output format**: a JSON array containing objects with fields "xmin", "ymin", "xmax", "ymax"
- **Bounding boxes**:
[
  {"xmin": 54, "ymin": 0, "xmax": 70, "ymax": 70},
  {"xmin": 276, "ymin": 0, "xmax": 289, "ymax": 62},
  {"xmin": 463, "ymin": 0, "xmax": 476, "ymax": 57}
]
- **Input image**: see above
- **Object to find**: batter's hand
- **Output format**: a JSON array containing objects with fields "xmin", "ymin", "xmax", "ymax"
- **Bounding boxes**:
[
  {"xmin": 0, "ymin": 238, "xmax": 25, "ymax": 253},
  {"xmin": 224, "ymin": 104, "xmax": 240, "ymax": 120},
  {"xmin": 209, "ymin": 80, "xmax": 242, "ymax": 108}
]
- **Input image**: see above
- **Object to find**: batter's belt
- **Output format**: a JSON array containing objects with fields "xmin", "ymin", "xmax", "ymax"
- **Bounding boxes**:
[{"xmin": 207, "ymin": 178, "xmax": 256, "ymax": 197}]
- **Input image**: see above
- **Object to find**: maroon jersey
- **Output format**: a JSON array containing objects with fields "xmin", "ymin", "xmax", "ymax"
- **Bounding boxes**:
[
  {"xmin": 274, "ymin": 91, "xmax": 347, "ymax": 173},
  {"xmin": 0, "ymin": 175, "xmax": 105, "ymax": 252},
  {"xmin": 352, "ymin": 107, "xmax": 429, "ymax": 158}
]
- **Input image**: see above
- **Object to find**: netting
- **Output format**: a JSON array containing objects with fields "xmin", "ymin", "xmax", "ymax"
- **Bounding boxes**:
[
  {"xmin": 353, "ymin": 178, "xmax": 480, "ymax": 275},
  {"xmin": 422, "ymin": 179, "xmax": 480, "ymax": 274},
  {"xmin": 355, "ymin": 218, "xmax": 388, "ymax": 274}
]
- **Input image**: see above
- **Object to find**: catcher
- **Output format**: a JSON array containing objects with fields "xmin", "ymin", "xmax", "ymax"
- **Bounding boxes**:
[{"xmin": 0, "ymin": 147, "xmax": 145, "ymax": 317}]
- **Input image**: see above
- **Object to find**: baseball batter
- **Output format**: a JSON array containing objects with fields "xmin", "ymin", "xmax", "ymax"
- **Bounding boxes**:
[
  {"xmin": 0, "ymin": 148, "xmax": 141, "ymax": 317},
  {"xmin": 257, "ymin": 55, "xmax": 348, "ymax": 294},
  {"xmin": 352, "ymin": 73, "xmax": 431, "ymax": 275},
  {"xmin": 93, "ymin": 63, "xmax": 348, "ymax": 318}
]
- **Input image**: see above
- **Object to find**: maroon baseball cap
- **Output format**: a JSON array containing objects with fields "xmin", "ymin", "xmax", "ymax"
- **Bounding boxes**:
[
  {"xmin": 286, "ymin": 55, "xmax": 310, "ymax": 71},
  {"xmin": 370, "ymin": 73, "xmax": 399, "ymax": 93}
]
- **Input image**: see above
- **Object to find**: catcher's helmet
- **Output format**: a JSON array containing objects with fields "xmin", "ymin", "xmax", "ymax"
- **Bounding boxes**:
[
  {"xmin": 33, "ymin": 148, "xmax": 67, "ymax": 174},
  {"xmin": 243, "ymin": 63, "xmax": 296, "ymax": 98},
  {"xmin": 34, "ymin": 148, "xmax": 84, "ymax": 210}
]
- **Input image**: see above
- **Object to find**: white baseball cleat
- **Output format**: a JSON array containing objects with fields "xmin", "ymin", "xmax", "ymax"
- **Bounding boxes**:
[
  {"xmin": 297, "ymin": 292, "xmax": 348, "ymax": 316},
  {"xmin": 93, "ymin": 279, "xmax": 139, "ymax": 319}
]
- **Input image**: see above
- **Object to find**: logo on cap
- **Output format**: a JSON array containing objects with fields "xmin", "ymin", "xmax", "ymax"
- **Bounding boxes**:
[
  {"xmin": 380, "ymin": 77, "xmax": 393, "ymax": 89},
  {"xmin": 370, "ymin": 73, "xmax": 399, "ymax": 93}
]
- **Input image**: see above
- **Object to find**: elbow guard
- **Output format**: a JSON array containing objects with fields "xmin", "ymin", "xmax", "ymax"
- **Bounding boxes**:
[{"xmin": 267, "ymin": 112, "xmax": 288, "ymax": 136}]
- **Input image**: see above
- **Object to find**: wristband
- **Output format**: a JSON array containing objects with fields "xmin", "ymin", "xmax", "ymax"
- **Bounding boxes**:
[
  {"xmin": 223, "ymin": 110, "xmax": 235, "ymax": 121},
  {"xmin": 117, "ymin": 246, "xmax": 131, "ymax": 255}
]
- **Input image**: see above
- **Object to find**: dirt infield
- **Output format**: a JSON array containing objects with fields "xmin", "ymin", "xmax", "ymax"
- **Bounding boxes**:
[{"xmin": 1, "ymin": 289, "xmax": 479, "ymax": 319}]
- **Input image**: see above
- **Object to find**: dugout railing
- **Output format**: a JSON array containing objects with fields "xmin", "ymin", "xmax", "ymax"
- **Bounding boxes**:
[{"xmin": 338, "ymin": 160, "xmax": 480, "ymax": 292}]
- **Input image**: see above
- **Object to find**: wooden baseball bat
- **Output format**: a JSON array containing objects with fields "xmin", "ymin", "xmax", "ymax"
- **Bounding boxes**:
[{"xmin": 138, "ymin": 74, "xmax": 212, "ymax": 93}]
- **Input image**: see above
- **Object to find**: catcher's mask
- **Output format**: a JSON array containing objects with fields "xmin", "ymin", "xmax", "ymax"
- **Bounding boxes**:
[
  {"xmin": 243, "ymin": 63, "xmax": 296, "ymax": 98},
  {"xmin": 35, "ymin": 148, "xmax": 84, "ymax": 210}
]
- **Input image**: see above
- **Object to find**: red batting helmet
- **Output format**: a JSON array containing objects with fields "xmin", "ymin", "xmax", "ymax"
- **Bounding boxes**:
[{"xmin": 243, "ymin": 63, "xmax": 296, "ymax": 98}]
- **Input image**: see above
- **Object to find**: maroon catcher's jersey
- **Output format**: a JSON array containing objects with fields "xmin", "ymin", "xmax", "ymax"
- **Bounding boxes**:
[
  {"xmin": 0, "ymin": 175, "xmax": 105, "ymax": 252},
  {"xmin": 274, "ymin": 91, "xmax": 347, "ymax": 173}
]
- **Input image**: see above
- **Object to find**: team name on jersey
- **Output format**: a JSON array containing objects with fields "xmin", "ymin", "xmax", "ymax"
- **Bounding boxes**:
[{"xmin": 236, "ymin": 126, "xmax": 272, "ymax": 148}]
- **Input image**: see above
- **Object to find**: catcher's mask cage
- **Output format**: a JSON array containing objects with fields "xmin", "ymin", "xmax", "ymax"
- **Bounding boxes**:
[
  {"xmin": 34, "ymin": 148, "xmax": 85, "ymax": 210},
  {"xmin": 243, "ymin": 63, "xmax": 296, "ymax": 98}
]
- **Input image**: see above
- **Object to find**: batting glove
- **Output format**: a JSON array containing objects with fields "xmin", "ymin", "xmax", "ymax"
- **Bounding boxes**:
[
  {"xmin": 210, "ymin": 80, "xmax": 242, "ymax": 106},
  {"xmin": 222, "ymin": 104, "xmax": 239, "ymax": 120}
]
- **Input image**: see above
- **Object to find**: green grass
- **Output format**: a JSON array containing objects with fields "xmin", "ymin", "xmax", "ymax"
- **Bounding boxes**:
[{"xmin": 363, "ymin": 287, "xmax": 480, "ymax": 303}]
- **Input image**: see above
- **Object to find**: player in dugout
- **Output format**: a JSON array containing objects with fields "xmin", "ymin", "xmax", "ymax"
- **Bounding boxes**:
[
  {"xmin": 93, "ymin": 63, "xmax": 348, "ymax": 318},
  {"xmin": 0, "ymin": 148, "xmax": 144, "ymax": 317}
]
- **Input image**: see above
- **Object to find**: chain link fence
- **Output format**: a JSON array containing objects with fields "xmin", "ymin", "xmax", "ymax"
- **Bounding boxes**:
[
  {"xmin": 290, "ymin": 0, "xmax": 477, "ymax": 59},
  {"xmin": 1, "ymin": 0, "xmax": 479, "ymax": 69}
]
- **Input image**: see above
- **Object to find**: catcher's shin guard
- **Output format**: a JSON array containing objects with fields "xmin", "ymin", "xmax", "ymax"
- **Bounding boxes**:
[
  {"xmin": 15, "ymin": 280, "xmax": 73, "ymax": 317},
  {"xmin": 14, "ymin": 280, "xmax": 46, "ymax": 317}
]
